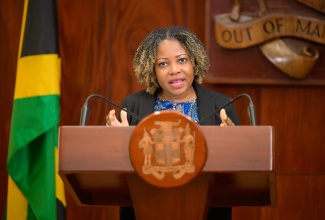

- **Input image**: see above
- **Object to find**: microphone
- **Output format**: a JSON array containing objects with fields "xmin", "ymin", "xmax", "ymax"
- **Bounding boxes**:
[
  {"xmin": 79, "ymin": 94, "xmax": 141, "ymax": 126},
  {"xmin": 198, "ymin": 93, "xmax": 257, "ymax": 125}
]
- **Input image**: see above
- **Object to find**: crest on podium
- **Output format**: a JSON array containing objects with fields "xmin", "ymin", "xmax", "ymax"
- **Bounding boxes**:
[{"xmin": 129, "ymin": 111, "xmax": 207, "ymax": 188}]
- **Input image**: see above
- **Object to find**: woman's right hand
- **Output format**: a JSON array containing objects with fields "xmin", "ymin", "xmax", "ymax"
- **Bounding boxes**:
[
  {"xmin": 106, "ymin": 109, "xmax": 129, "ymax": 126},
  {"xmin": 220, "ymin": 108, "xmax": 235, "ymax": 126}
]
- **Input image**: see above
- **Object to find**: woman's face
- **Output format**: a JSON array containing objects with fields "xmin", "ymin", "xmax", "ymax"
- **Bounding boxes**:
[{"xmin": 155, "ymin": 39, "xmax": 195, "ymax": 102}]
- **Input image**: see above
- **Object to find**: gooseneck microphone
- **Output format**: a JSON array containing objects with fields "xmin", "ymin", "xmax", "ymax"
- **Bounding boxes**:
[
  {"xmin": 198, "ymin": 93, "xmax": 257, "ymax": 125},
  {"xmin": 80, "ymin": 93, "xmax": 256, "ymax": 126},
  {"xmin": 79, "ymin": 94, "xmax": 141, "ymax": 126}
]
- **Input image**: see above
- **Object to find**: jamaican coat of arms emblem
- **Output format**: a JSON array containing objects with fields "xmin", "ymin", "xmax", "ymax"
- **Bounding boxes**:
[{"xmin": 129, "ymin": 111, "xmax": 207, "ymax": 188}]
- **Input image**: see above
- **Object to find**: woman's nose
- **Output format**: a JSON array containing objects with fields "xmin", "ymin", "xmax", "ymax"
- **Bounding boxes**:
[{"xmin": 169, "ymin": 62, "xmax": 180, "ymax": 75}]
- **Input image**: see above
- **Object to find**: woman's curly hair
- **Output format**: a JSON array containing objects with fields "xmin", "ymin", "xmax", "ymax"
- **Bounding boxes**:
[{"xmin": 133, "ymin": 26, "xmax": 210, "ymax": 95}]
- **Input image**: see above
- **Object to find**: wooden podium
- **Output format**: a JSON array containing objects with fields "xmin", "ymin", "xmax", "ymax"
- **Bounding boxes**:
[{"xmin": 58, "ymin": 125, "xmax": 275, "ymax": 219}]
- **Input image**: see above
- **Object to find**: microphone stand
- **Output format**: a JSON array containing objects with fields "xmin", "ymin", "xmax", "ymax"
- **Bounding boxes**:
[
  {"xmin": 198, "ymin": 93, "xmax": 256, "ymax": 125},
  {"xmin": 79, "ymin": 94, "xmax": 141, "ymax": 126}
]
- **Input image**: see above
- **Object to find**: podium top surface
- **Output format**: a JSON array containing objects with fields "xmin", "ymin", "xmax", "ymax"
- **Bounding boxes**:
[{"xmin": 59, "ymin": 125, "xmax": 274, "ymax": 173}]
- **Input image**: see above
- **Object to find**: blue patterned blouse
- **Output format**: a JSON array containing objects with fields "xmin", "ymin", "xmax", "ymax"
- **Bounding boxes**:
[{"xmin": 154, "ymin": 97, "xmax": 199, "ymax": 122}]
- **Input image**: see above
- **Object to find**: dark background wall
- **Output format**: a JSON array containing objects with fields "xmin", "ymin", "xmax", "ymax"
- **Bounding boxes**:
[{"xmin": 1, "ymin": 0, "xmax": 324, "ymax": 219}]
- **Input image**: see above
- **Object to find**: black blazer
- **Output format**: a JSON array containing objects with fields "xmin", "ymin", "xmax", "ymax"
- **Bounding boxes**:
[{"xmin": 122, "ymin": 83, "xmax": 240, "ymax": 126}]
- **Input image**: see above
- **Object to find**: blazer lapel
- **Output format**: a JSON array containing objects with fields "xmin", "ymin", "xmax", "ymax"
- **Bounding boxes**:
[
  {"xmin": 194, "ymin": 83, "xmax": 216, "ymax": 125},
  {"xmin": 139, "ymin": 92, "xmax": 156, "ymax": 119}
]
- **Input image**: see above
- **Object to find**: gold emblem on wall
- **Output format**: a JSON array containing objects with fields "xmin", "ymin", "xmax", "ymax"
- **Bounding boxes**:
[
  {"xmin": 214, "ymin": 0, "xmax": 324, "ymax": 79},
  {"xmin": 129, "ymin": 111, "xmax": 207, "ymax": 188}
]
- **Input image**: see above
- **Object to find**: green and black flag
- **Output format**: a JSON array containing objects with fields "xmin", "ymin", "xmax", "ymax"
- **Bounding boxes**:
[{"xmin": 6, "ymin": 0, "xmax": 66, "ymax": 219}]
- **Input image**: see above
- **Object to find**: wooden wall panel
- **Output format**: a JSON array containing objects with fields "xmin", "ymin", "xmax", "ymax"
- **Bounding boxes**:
[
  {"xmin": 260, "ymin": 86, "xmax": 325, "ymax": 174},
  {"xmin": 1, "ymin": 0, "xmax": 325, "ymax": 220},
  {"xmin": 0, "ymin": 0, "xmax": 24, "ymax": 216},
  {"xmin": 57, "ymin": 0, "xmax": 114, "ymax": 126},
  {"xmin": 261, "ymin": 175, "xmax": 325, "ymax": 219}
]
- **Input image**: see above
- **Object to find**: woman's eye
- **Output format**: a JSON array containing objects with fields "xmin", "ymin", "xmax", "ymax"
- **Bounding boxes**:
[
  {"xmin": 179, "ymin": 58, "xmax": 187, "ymax": 63},
  {"xmin": 158, "ymin": 62, "xmax": 168, "ymax": 67}
]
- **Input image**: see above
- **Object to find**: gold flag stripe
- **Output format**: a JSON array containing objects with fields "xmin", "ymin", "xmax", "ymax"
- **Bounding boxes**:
[
  {"xmin": 7, "ymin": 176, "xmax": 28, "ymax": 220},
  {"xmin": 55, "ymin": 147, "xmax": 66, "ymax": 206},
  {"xmin": 14, "ymin": 54, "xmax": 61, "ymax": 99}
]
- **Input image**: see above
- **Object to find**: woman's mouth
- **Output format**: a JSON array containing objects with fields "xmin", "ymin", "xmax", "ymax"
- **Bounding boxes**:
[{"xmin": 169, "ymin": 79, "xmax": 185, "ymax": 89}]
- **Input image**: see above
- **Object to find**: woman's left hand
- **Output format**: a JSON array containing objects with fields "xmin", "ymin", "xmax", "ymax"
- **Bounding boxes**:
[{"xmin": 106, "ymin": 109, "xmax": 129, "ymax": 126}]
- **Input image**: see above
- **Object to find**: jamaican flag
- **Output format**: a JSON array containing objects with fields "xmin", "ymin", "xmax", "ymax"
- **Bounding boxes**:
[{"xmin": 6, "ymin": 0, "xmax": 66, "ymax": 219}]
